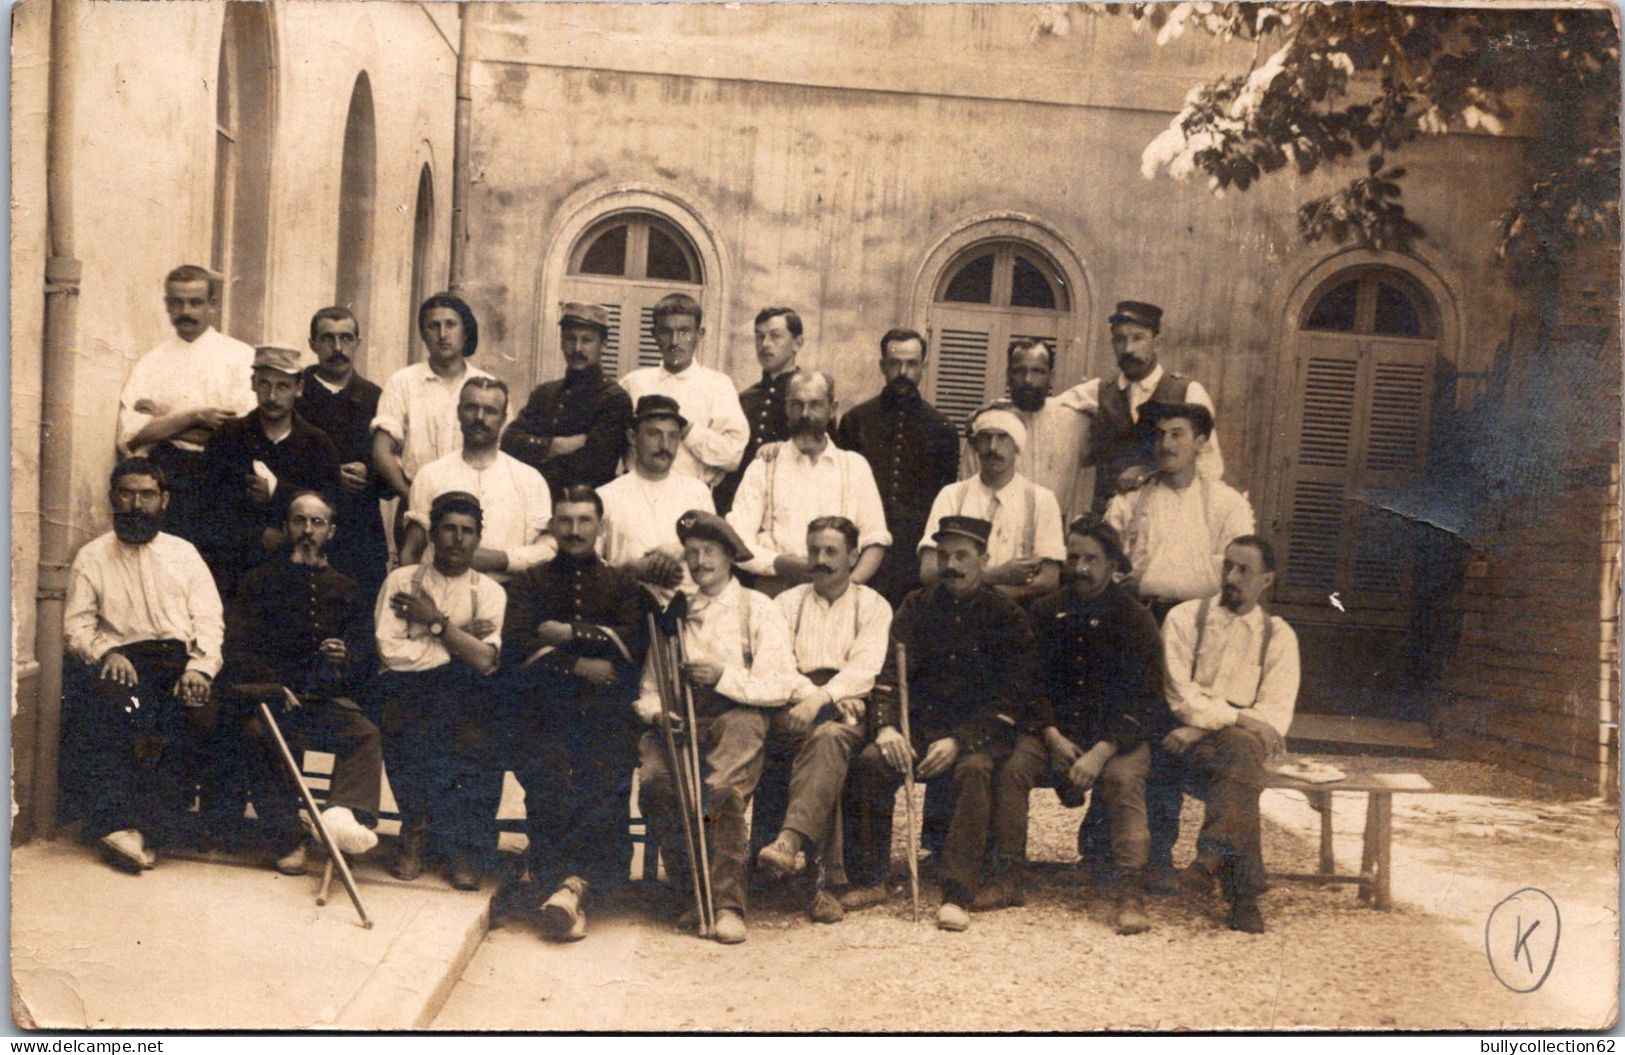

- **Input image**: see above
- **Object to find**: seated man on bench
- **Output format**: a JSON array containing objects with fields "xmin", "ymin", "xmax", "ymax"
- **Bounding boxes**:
[
  {"xmin": 220, "ymin": 491, "xmax": 382, "ymax": 875},
  {"xmin": 1160, "ymin": 534, "xmax": 1300, "ymax": 933}
]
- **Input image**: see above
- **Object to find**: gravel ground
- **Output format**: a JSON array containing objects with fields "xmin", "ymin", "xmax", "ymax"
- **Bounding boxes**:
[{"xmin": 434, "ymin": 768, "xmax": 1596, "ymax": 1032}]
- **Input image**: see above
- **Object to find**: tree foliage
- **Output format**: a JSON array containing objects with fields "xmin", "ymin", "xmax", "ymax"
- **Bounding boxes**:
[{"xmin": 1032, "ymin": 2, "xmax": 1620, "ymax": 283}]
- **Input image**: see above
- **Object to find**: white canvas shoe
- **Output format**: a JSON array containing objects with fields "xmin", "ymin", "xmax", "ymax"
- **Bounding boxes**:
[{"xmin": 320, "ymin": 806, "xmax": 379, "ymax": 856}]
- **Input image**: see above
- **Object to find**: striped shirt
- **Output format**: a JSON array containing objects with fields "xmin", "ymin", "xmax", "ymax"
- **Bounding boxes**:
[{"xmin": 774, "ymin": 582, "xmax": 893, "ymax": 704}]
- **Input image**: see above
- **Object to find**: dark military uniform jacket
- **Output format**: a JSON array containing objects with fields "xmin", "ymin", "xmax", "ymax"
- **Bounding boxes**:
[
  {"xmin": 500, "ymin": 550, "xmax": 651, "ymax": 705},
  {"xmin": 1028, "ymin": 580, "xmax": 1169, "ymax": 752},
  {"xmin": 296, "ymin": 367, "xmax": 388, "ymax": 593},
  {"xmin": 221, "ymin": 557, "xmax": 374, "ymax": 701},
  {"xmin": 501, "ymin": 365, "xmax": 632, "ymax": 491}
]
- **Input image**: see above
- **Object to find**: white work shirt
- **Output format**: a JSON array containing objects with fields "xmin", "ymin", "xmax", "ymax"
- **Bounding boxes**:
[
  {"xmin": 1057, "ymin": 364, "xmax": 1225, "ymax": 483},
  {"xmin": 1163, "ymin": 598, "xmax": 1300, "ymax": 740},
  {"xmin": 405, "ymin": 450, "xmax": 556, "ymax": 579},
  {"xmin": 619, "ymin": 362, "xmax": 749, "ymax": 486},
  {"xmin": 919, "ymin": 473, "xmax": 1067, "ymax": 567},
  {"xmin": 633, "ymin": 579, "xmax": 798, "ymax": 717},
  {"xmin": 373, "ymin": 563, "xmax": 506, "ymax": 674},
  {"xmin": 962, "ymin": 397, "xmax": 1094, "ymax": 519},
  {"xmin": 726, "ymin": 442, "xmax": 891, "ymax": 578},
  {"xmin": 598, "ymin": 469, "xmax": 715, "ymax": 599},
  {"xmin": 64, "ymin": 532, "xmax": 224, "ymax": 677},
  {"xmin": 1105, "ymin": 475, "xmax": 1255, "ymax": 601},
  {"xmin": 775, "ymin": 582, "xmax": 893, "ymax": 705},
  {"xmin": 371, "ymin": 361, "xmax": 502, "ymax": 482},
  {"xmin": 117, "ymin": 328, "xmax": 258, "ymax": 455}
]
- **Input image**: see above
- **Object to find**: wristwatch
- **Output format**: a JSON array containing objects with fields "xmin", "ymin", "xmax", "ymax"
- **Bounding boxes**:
[{"xmin": 429, "ymin": 619, "xmax": 447, "ymax": 637}]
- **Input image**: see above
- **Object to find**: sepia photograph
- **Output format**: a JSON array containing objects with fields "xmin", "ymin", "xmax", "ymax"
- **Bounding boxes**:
[{"xmin": 8, "ymin": 0, "xmax": 1621, "ymax": 1034}]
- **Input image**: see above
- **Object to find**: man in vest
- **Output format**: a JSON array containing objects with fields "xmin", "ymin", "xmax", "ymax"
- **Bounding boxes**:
[
  {"xmin": 633, "ymin": 511, "xmax": 798, "ymax": 944},
  {"xmin": 714, "ymin": 307, "xmax": 806, "ymax": 514},
  {"xmin": 963, "ymin": 338, "xmax": 1093, "ymax": 519},
  {"xmin": 753, "ymin": 516, "xmax": 892, "ymax": 924},
  {"xmin": 725, "ymin": 369, "xmax": 890, "ymax": 597},
  {"xmin": 1162, "ymin": 535, "xmax": 1300, "ymax": 933},
  {"xmin": 919, "ymin": 407, "xmax": 1065, "ymax": 603},
  {"xmin": 1096, "ymin": 401, "xmax": 1253, "ymax": 889},
  {"xmin": 1057, "ymin": 301, "xmax": 1225, "ymax": 513}
]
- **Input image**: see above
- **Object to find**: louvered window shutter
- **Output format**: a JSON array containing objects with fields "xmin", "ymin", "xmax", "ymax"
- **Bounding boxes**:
[
  {"xmin": 599, "ymin": 302, "xmax": 623, "ymax": 379},
  {"xmin": 1281, "ymin": 342, "xmax": 1360, "ymax": 600},
  {"xmin": 636, "ymin": 305, "xmax": 662, "ymax": 371},
  {"xmin": 930, "ymin": 314, "xmax": 993, "ymax": 430}
]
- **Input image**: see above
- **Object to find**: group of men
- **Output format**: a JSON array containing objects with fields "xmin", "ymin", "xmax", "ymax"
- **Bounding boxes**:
[{"xmin": 60, "ymin": 263, "xmax": 1299, "ymax": 950}]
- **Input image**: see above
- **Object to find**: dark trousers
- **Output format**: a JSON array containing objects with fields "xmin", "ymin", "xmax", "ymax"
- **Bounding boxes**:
[
  {"xmin": 229, "ymin": 685, "xmax": 382, "ymax": 853},
  {"xmin": 1003, "ymin": 734, "xmax": 1151, "ymax": 877},
  {"xmin": 62, "ymin": 641, "xmax": 221, "ymax": 842},
  {"xmin": 637, "ymin": 706, "xmax": 769, "ymax": 915},
  {"xmin": 843, "ymin": 730, "xmax": 1014, "ymax": 902},
  {"xmin": 1079, "ymin": 742, "xmax": 1183, "ymax": 874},
  {"xmin": 148, "ymin": 444, "xmax": 210, "ymax": 552},
  {"xmin": 1186, "ymin": 726, "xmax": 1271, "ymax": 903},
  {"xmin": 503, "ymin": 668, "xmax": 640, "ymax": 892},
  {"xmin": 375, "ymin": 665, "xmax": 502, "ymax": 860}
]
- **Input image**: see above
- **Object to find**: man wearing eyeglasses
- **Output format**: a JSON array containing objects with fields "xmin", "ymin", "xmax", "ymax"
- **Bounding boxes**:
[{"xmin": 298, "ymin": 307, "xmax": 389, "ymax": 600}]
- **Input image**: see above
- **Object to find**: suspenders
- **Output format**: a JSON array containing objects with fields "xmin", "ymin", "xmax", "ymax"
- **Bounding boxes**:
[
  {"xmin": 1190, "ymin": 595, "xmax": 1274, "ymax": 706},
  {"xmin": 763, "ymin": 448, "xmax": 852, "ymax": 541},
  {"xmin": 409, "ymin": 563, "xmax": 482, "ymax": 624},
  {"xmin": 953, "ymin": 479, "xmax": 1037, "ymax": 558}
]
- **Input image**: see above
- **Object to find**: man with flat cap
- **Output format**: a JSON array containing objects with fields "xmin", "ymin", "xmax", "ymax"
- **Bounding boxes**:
[
  {"xmin": 598, "ymin": 395, "xmax": 716, "ymax": 602},
  {"xmin": 633, "ymin": 510, "xmax": 797, "ymax": 945},
  {"xmin": 501, "ymin": 302, "xmax": 633, "ymax": 491},
  {"xmin": 1058, "ymin": 301, "xmax": 1225, "ymax": 513},
  {"xmin": 919, "ymin": 406, "xmax": 1066, "ymax": 603},
  {"xmin": 198, "ymin": 345, "xmax": 340, "ymax": 596},
  {"xmin": 841, "ymin": 515, "xmax": 1036, "ymax": 931},
  {"xmin": 998, "ymin": 514, "xmax": 1168, "ymax": 934}
]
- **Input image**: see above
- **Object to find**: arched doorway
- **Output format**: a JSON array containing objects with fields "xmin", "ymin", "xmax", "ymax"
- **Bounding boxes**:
[
  {"xmin": 1277, "ymin": 265, "xmax": 1443, "ymax": 617},
  {"xmin": 211, "ymin": 2, "xmax": 273, "ymax": 343},
  {"xmin": 407, "ymin": 163, "xmax": 436, "ymax": 365},
  {"xmin": 559, "ymin": 211, "xmax": 706, "ymax": 380},
  {"xmin": 335, "ymin": 73, "xmax": 377, "ymax": 361},
  {"xmin": 925, "ymin": 239, "xmax": 1077, "ymax": 427}
]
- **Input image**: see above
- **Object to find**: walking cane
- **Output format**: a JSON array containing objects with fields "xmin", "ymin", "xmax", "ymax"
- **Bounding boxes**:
[
  {"xmin": 669, "ymin": 615, "xmax": 716, "ymax": 936},
  {"xmin": 895, "ymin": 643, "xmax": 921, "ymax": 923},
  {"xmin": 647, "ymin": 611, "xmax": 709, "ymax": 937},
  {"xmin": 258, "ymin": 696, "xmax": 373, "ymax": 928}
]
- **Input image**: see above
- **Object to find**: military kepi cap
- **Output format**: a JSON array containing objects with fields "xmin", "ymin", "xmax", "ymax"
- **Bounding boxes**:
[
  {"xmin": 633, "ymin": 394, "xmax": 689, "ymax": 430},
  {"xmin": 252, "ymin": 345, "xmax": 304, "ymax": 375},
  {"xmin": 932, "ymin": 515, "xmax": 993, "ymax": 549},
  {"xmin": 1108, "ymin": 300, "xmax": 1163, "ymax": 334},
  {"xmin": 676, "ymin": 510, "xmax": 752, "ymax": 563},
  {"xmin": 559, "ymin": 301, "xmax": 611, "ymax": 334}
]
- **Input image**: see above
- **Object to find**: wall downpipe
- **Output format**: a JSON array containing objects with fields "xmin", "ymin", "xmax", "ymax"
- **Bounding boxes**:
[{"xmin": 448, "ymin": 1, "xmax": 472, "ymax": 293}]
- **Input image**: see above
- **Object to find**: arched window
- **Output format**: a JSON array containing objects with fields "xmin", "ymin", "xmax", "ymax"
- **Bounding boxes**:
[
  {"xmin": 1279, "ymin": 265, "xmax": 1443, "ymax": 614},
  {"xmin": 926, "ymin": 240, "xmax": 1075, "ymax": 426},
  {"xmin": 407, "ymin": 164, "xmax": 436, "ymax": 365},
  {"xmin": 211, "ymin": 3, "xmax": 273, "ymax": 343},
  {"xmin": 335, "ymin": 73, "xmax": 376, "ymax": 348},
  {"xmin": 560, "ymin": 212, "xmax": 705, "ymax": 379}
]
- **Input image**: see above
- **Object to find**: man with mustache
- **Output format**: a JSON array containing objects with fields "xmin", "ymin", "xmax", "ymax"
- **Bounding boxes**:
[
  {"xmin": 297, "ymin": 306, "xmax": 389, "ymax": 600},
  {"xmin": 197, "ymin": 345, "xmax": 341, "ymax": 598},
  {"xmin": 1097, "ymin": 402, "xmax": 1253, "ymax": 890},
  {"xmin": 374, "ymin": 491, "xmax": 507, "ymax": 890},
  {"xmin": 501, "ymin": 302, "xmax": 632, "ymax": 491},
  {"xmin": 963, "ymin": 338, "xmax": 1093, "ymax": 519},
  {"xmin": 60, "ymin": 458, "xmax": 224, "ymax": 872},
  {"xmin": 372, "ymin": 293, "xmax": 504, "ymax": 543},
  {"xmin": 919, "ymin": 407, "xmax": 1066, "ymax": 603},
  {"xmin": 753, "ymin": 516, "xmax": 892, "ymax": 924},
  {"xmin": 840, "ymin": 516, "xmax": 1036, "ymax": 931},
  {"xmin": 833, "ymin": 328, "xmax": 961, "ymax": 607},
  {"xmin": 498, "ymin": 485, "xmax": 650, "ymax": 942},
  {"xmin": 714, "ymin": 307, "xmax": 812, "ymax": 514},
  {"xmin": 725, "ymin": 370, "xmax": 890, "ymax": 598},
  {"xmin": 1161, "ymin": 536, "xmax": 1300, "ymax": 933},
  {"xmin": 618, "ymin": 293, "xmax": 749, "ymax": 489},
  {"xmin": 633, "ymin": 511, "xmax": 798, "ymax": 945},
  {"xmin": 400, "ymin": 377, "xmax": 554, "ymax": 583},
  {"xmin": 597, "ymin": 395, "xmax": 715, "ymax": 601},
  {"xmin": 218, "ymin": 491, "xmax": 383, "ymax": 875},
  {"xmin": 117, "ymin": 265, "xmax": 258, "ymax": 549},
  {"xmin": 998, "ymin": 516, "xmax": 1167, "ymax": 934},
  {"xmin": 1056, "ymin": 301, "xmax": 1225, "ymax": 513}
]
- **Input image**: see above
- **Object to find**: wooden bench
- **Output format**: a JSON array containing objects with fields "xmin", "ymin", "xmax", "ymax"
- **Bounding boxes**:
[{"xmin": 1265, "ymin": 769, "xmax": 1438, "ymax": 910}]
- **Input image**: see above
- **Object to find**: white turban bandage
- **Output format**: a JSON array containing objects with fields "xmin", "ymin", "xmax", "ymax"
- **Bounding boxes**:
[{"xmin": 969, "ymin": 407, "xmax": 1028, "ymax": 453}]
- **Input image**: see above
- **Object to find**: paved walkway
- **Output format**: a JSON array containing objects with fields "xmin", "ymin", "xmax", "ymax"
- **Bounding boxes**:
[{"xmin": 11, "ymin": 839, "xmax": 494, "ymax": 1031}]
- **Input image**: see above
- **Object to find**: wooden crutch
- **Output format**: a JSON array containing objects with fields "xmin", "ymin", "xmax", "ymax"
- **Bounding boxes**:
[
  {"xmin": 647, "ymin": 612, "xmax": 710, "ymax": 937},
  {"xmin": 895, "ymin": 642, "xmax": 921, "ymax": 923},
  {"xmin": 258, "ymin": 696, "xmax": 373, "ymax": 928},
  {"xmin": 671, "ymin": 627, "xmax": 716, "ymax": 936}
]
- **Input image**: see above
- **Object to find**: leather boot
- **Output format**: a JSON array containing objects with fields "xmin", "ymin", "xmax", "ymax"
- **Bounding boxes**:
[
  {"xmin": 392, "ymin": 818, "xmax": 428, "ymax": 881},
  {"xmin": 1114, "ymin": 878, "xmax": 1151, "ymax": 935}
]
